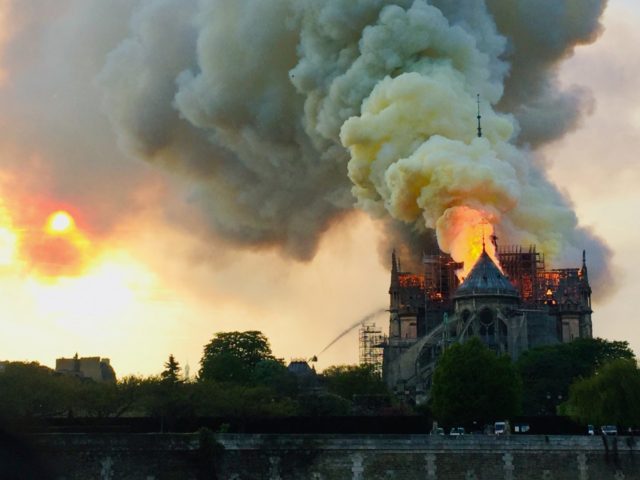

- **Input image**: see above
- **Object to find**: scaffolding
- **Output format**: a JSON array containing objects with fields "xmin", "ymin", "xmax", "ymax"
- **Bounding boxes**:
[
  {"xmin": 423, "ymin": 253, "xmax": 462, "ymax": 304},
  {"xmin": 359, "ymin": 321, "xmax": 385, "ymax": 377},
  {"xmin": 497, "ymin": 245, "xmax": 546, "ymax": 305}
]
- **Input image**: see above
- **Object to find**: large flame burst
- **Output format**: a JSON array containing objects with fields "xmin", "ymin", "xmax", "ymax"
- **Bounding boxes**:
[{"xmin": 435, "ymin": 206, "xmax": 501, "ymax": 279}]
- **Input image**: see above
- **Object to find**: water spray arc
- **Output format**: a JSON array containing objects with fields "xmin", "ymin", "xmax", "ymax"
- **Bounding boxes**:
[{"xmin": 314, "ymin": 308, "xmax": 386, "ymax": 360}]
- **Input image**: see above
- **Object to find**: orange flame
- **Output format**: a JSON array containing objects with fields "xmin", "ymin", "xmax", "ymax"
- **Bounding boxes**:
[{"xmin": 435, "ymin": 205, "xmax": 501, "ymax": 280}]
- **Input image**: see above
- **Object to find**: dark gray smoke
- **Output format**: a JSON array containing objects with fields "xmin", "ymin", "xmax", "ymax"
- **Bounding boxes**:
[
  {"xmin": 0, "ymin": 1, "xmax": 611, "ymax": 295},
  {"xmin": 95, "ymin": 0, "xmax": 612, "ymax": 297}
]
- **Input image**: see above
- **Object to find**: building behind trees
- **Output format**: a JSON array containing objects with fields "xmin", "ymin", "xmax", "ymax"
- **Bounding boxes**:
[{"xmin": 382, "ymin": 242, "xmax": 592, "ymax": 403}]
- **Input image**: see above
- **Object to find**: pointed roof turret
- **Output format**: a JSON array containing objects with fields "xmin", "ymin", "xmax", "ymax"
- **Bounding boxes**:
[
  {"xmin": 581, "ymin": 250, "xmax": 589, "ymax": 283},
  {"xmin": 392, "ymin": 249, "xmax": 398, "ymax": 274},
  {"xmin": 476, "ymin": 93, "xmax": 482, "ymax": 138},
  {"xmin": 453, "ymin": 250, "xmax": 518, "ymax": 299},
  {"xmin": 390, "ymin": 249, "xmax": 400, "ymax": 289}
]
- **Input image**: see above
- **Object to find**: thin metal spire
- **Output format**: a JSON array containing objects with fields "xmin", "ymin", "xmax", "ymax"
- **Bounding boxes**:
[{"xmin": 477, "ymin": 93, "xmax": 482, "ymax": 138}]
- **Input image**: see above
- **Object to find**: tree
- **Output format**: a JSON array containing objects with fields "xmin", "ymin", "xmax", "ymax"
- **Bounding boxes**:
[
  {"xmin": 322, "ymin": 364, "xmax": 388, "ymax": 401},
  {"xmin": 161, "ymin": 354, "xmax": 182, "ymax": 384},
  {"xmin": 0, "ymin": 362, "xmax": 74, "ymax": 418},
  {"xmin": 430, "ymin": 338, "xmax": 522, "ymax": 426},
  {"xmin": 561, "ymin": 358, "xmax": 640, "ymax": 427},
  {"xmin": 192, "ymin": 381, "xmax": 299, "ymax": 417},
  {"xmin": 517, "ymin": 338, "xmax": 635, "ymax": 415},
  {"xmin": 251, "ymin": 359, "xmax": 298, "ymax": 397},
  {"xmin": 199, "ymin": 331, "xmax": 275, "ymax": 383}
]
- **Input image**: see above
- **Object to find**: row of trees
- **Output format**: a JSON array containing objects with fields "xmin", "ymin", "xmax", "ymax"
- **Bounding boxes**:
[
  {"xmin": 429, "ymin": 337, "xmax": 640, "ymax": 427},
  {"xmin": 1, "ymin": 331, "xmax": 638, "ymax": 427},
  {"xmin": 0, "ymin": 331, "xmax": 391, "ymax": 421}
]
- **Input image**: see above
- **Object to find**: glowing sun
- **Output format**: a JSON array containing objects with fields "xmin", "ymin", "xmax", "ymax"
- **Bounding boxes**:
[{"xmin": 46, "ymin": 210, "xmax": 75, "ymax": 234}]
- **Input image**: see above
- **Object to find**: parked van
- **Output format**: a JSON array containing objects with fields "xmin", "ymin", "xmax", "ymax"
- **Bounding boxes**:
[
  {"xmin": 601, "ymin": 425, "xmax": 618, "ymax": 435},
  {"xmin": 494, "ymin": 421, "xmax": 509, "ymax": 435}
]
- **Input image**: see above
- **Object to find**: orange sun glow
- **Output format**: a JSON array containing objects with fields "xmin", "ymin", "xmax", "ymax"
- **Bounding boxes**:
[
  {"xmin": 14, "ymin": 206, "xmax": 93, "ymax": 278},
  {"xmin": 46, "ymin": 210, "xmax": 75, "ymax": 234}
]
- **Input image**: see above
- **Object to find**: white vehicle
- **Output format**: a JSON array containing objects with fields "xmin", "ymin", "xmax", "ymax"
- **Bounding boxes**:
[
  {"xmin": 601, "ymin": 425, "xmax": 618, "ymax": 435},
  {"xmin": 494, "ymin": 421, "xmax": 509, "ymax": 435},
  {"xmin": 449, "ymin": 427, "xmax": 465, "ymax": 436}
]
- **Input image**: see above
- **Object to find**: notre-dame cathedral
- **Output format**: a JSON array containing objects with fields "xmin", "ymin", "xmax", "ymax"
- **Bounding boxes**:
[{"xmin": 382, "ymin": 241, "xmax": 592, "ymax": 403}]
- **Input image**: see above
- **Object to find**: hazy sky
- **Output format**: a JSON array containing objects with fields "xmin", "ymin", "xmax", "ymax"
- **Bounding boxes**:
[{"xmin": 0, "ymin": 1, "xmax": 638, "ymax": 377}]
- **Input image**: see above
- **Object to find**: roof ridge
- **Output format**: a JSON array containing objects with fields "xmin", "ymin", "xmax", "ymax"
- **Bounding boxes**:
[{"xmin": 453, "ymin": 250, "xmax": 518, "ymax": 299}]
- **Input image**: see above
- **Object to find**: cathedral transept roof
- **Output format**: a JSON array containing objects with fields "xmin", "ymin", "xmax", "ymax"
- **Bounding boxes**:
[{"xmin": 453, "ymin": 249, "xmax": 519, "ymax": 299}]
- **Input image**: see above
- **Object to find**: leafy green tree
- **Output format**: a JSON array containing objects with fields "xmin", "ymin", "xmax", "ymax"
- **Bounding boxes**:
[
  {"xmin": 322, "ymin": 364, "xmax": 388, "ymax": 401},
  {"xmin": 199, "ymin": 331, "xmax": 275, "ymax": 383},
  {"xmin": 296, "ymin": 393, "xmax": 351, "ymax": 416},
  {"xmin": 193, "ymin": 381, "xmax": 299, "ymax": 417},
  {"xmin": 0, "ymin": 362, "xmax": 74, "ymax": 418},
  {"xmin": 70, "ymin": 375, "xmax": 150, "ymax": 418},
  {"xmin": 517, "ymin": 338, "xmax": 635, "ymax": 415},
  {"xmin": 138, "ymin": 375, "xmax": 195, "ymax": 430},
  {"xmin": 161, "ymin": 354, "xmax": 182, "ymax": 384},
  {"xmin": 430, "ymin": 337, "xmax": 522, "ymax": 425},
  {"xmin": 251, "ymin": 359, "xmax": 298, "ymax": 396},
  {"xmin": 561, "ymin": 358, "xmax": 640, "ymax": 427}
]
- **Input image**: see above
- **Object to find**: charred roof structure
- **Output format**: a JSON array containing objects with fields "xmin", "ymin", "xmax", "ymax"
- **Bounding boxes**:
[{"xmin": 382, "ymin": 243, "xmax": 592, "ymax": 403}]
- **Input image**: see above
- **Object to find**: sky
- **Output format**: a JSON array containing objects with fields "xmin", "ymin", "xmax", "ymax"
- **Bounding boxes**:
[{"xmin": 0, "ymin": 1, "xmax": 638, "ymax": 377}]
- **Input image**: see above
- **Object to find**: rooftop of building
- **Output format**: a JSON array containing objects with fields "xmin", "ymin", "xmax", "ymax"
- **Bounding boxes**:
[{"xmin": 453, "ymin": 248, "xmax": 519, "ymax": 300}]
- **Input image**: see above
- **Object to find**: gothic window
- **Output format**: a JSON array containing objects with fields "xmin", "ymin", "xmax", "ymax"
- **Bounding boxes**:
[{"xmin": 479, "ymin": 308, "xmax": 495, "ymax": 337}]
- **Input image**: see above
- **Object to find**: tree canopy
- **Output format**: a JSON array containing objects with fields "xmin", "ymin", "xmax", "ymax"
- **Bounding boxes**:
[
  {"xmin": 561, "ymin": 358, "xmax": 640, "ymax": 427},
  {"xmin": 199, "ymin": 331, "xmax": 276, "ymax": 383},
  {"xmin": 161, "ymin": 354, "xmax": 182, "ymax": 384},
  {"xmin": 517, "ymin": 338, "xmax": 635, "ymax": 415},
  {"xmin": 322, "ymin": 364, "xmax": 388, "ymax": 400},
  {"xmin": 430, "ymin": 337, "xmax": 522, "ymax": 426}
]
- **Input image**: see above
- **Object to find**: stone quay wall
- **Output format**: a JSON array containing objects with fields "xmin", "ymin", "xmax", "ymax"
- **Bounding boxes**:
[{"xmin": 23, "ymin": 433, "xmax": 640, "ymax": 479}]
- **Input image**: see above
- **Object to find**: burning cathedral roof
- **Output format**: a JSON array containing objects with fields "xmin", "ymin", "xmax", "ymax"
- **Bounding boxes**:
[{"xmin": 453, "ymin": 248, "xmax": 519, "ymax": 300}]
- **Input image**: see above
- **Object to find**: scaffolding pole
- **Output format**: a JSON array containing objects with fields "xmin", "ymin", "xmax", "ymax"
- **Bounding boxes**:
[{"xmin": 359, "ymin": 321, "xmax": 385, "ymax": 377}]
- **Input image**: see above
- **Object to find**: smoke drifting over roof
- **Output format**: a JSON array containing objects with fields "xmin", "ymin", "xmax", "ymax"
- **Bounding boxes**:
[
  {"xmin": 97, "ymin": 0, "xmax": 610, "ymax": 287},
  {"xmin": 0, "ymin": 1, "xmax": 611, "ymax": 292}
]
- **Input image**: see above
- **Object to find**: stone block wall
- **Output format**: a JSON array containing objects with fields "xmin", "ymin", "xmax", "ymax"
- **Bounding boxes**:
[{"xmin": 21, "ymin": 432, "xmax": 640, "ymax": 479}]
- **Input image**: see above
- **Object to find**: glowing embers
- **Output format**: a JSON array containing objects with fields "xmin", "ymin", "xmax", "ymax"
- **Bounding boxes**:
[{"xmin": 399, "ymin": 273, "xmax": 425, "ymax": 289}]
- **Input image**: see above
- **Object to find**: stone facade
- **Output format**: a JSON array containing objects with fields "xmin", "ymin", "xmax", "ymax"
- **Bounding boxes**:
[
  {"xmin": 21, "ymin": 433, "xmax": 640, "ymax": 479},
  {"xmin": 383, "ymin": 246, "xmax": 592, "ymax": 399},
  {"xmin": 55, "ymin": 355, "xmax": 116, "ymax": 382}
]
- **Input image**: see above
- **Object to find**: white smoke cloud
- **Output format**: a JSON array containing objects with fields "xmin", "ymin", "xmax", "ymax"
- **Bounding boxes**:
[{"xmin": 96, "ymin": 0, "xmax": 612, "ymax": 289}]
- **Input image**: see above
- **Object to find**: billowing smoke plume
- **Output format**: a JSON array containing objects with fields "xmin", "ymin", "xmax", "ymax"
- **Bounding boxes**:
[{"xmin": 97, "ymin": 0, "xmax": 611, "ymax": 288}]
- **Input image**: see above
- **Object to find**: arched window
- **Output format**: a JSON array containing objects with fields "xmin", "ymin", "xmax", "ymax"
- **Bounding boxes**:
[{"xmin": 479, "ymin": 308, "xmax": 494, "ymax": 337}]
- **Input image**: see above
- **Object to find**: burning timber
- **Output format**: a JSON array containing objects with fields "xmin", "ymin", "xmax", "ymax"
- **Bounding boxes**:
[{"xmin": 382, "ymin": 244, "xmax": 592, "ymax": 403}]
